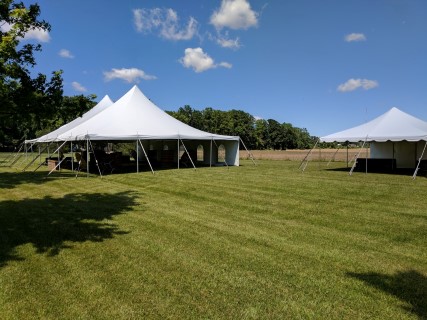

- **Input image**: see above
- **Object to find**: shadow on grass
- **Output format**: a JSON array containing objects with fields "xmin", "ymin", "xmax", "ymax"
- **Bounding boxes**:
[
  {"xmin": 0, "ymin": 191, "xmax": 137, "ymax": 267},
  {"xmin": 325, "ymin": 166, "xmax": 425, "ymax": 177},
  {"xmin": 0, "ymin": 171, "xmax": 45, "ymax": 189},
  {"xmin": 0, "ymin": 170, "xmax": 82, "ymax": 189},
  {"xmin": 348, "ymin": 270, "xmax": 427, "ymax": 318}
]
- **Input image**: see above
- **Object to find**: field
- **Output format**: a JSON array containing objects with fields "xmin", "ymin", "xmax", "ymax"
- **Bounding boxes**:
[
  {"xmin": 0, "ymin": 153, "xmax": 426, "ymax": 319},
  {"xmin": 240, "ymin": 148, "xmax": 370, "ymax": 162}
]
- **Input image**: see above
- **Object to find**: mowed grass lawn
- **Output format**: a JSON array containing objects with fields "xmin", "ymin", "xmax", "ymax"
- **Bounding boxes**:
[{"xmin": 0, "ymin": 157, "xmax": 426, "ymax": 319}]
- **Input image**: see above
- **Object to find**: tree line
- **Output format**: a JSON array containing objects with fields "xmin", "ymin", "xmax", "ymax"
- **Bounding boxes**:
[
  {"xmin": 167, "ymin": 106, "xmax": 317, "ymax": 150},
  {"xmin": 0, "ymin": 1, "xmax": 316, "ymax": 151}
]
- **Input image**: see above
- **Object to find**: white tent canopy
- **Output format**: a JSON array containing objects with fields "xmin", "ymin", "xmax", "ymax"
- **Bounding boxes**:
[
  {"xmin": 319, "ymin": 107, "xmax": 427, "ymax": 173},
  {"xmin": 26, "ymin": 95, "xmax": 114, "ymax": 143},
  {"xmin": 28, "ymin": 85, "xmax": 240, "ymax": 167},
  {"xmin": 320, "ymin": 107, "xmax": 427, "ymax": 143},
  {"xmin": 56, "ymin": 85, "xmax": 238, "ymax": 142}
]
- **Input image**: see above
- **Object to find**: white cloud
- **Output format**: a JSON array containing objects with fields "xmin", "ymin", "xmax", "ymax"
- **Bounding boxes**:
[
  {"xmin": 179, "ymin": 48, "xmax": 232, "ymax": 73},
  {"xmin": 24, "ymin": 27, "xmax": 50, "ymax": 42},
  {"xmin": 216, "ymin": 34, "xmax": 241, "ymax": 49},
  {"xmin": 337, "ymin": 78, "xmax": 378, "ymax": 92},
  {"xmin": 103, "ymin": 68, "xmax": 157, "ymax": 83},
  {"xmin": 344, "ymin": 33, "xmax": 366, "ymax": 42},
  {"xmin": 133, "ymin": 8, "xmax": 198, "ymax": 41},
  {"xmin": 210, "ymin": 0, "xmax": 258, "ymax": 30},
  {"xmin": 59, "ymin": 49, "xmax": 74, "ymax": 59},
  {"xmin": 0, "ymin": 22, "xmax": 50, "ymax": 42},
  {"xmin": 218, "ymin": 62, "xmax": 232, "ymax": 69},
  {"xmin": 71, "ymin": 81, "xmax": 87, "ymax": 92}
]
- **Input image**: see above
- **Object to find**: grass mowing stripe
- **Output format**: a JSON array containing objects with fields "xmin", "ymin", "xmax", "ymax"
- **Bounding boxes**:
[{"xmin": 0, "ymin": 159, "xmax": 426, "ymax": 319}]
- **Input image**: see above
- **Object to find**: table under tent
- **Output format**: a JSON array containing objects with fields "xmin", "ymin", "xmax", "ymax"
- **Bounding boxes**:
[
  {"xmin": 302, "ymin": 107, "xmax": 427, "ymax": 179},
  {"xmin": 24, "ymin": 86, "xmax": 251, "ymax": 177}
]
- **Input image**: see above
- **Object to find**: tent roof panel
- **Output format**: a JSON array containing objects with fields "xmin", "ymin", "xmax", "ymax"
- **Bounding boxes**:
[
  {"xmin": 57, "ymin": 86, "xmax": 238, "ymax": 141},
  {"xmin": 320, "ymin": 107, "xmax": 427, "ymax": 143}
]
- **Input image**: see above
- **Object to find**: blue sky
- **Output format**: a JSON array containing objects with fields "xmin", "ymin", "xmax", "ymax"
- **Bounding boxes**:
[{"xmin": 14, "ymin": 0, "xmax": 427, "ymax": 136}]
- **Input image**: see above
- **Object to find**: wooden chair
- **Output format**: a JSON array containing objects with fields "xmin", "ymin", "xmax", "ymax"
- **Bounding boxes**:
[{"xmin": 75, "ymin": 152, "xmax": 87, "ymax": 171}]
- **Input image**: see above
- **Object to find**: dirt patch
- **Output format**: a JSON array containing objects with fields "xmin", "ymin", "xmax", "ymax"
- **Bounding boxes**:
[{"xmin": 240, "ymin": 149, "xmax": 370, "ymax": 161}]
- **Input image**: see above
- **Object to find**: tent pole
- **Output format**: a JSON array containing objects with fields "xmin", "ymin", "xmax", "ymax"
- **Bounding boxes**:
[
  {"xmin": 58, "ymin": 143, "xmax": 61, "ymax": 171},
  {"xmin": 177, "ymin": 139, "xmax": 180, "ymax": 169},
  {"xmin": 299, "ymin": 139, "xmax": 318, "ymax": 172},
  {"xmin": 240, "ymin": 138, "xmax": 256, "ymax": 166},
  {"xmin": 392, "ymin": 142, "xmax": 395, "ymax": 171},
  {"xmin": 137, "ymin": 140, "xmax": 140, "ymax": 173},
  {"xmin": 32, "ymin": 144, "xmax": 51, "ymax": 173},
  {"xmin": 2, "ymin": 138, "xmax": 24, "ymax": 166},
  {"xmin": 47, "ymin": 156, "xmax": 67, "ymax": 176},
  {"xmin": 86, "ymin": 139, "xmax": 89, "ymax": 177},
  {"xmin": 349, "ymin": 137, "xmax": 367, "ymax": 176},
  {"xmin": 22, "ymin": 142, "xmax": 65, "ymax": 172},
  {"xmin": 8, "ymin": 143, "xmax": 24, "ymax": 167},
  {"xmin": 88, "ymin": 139, "xmax": 102, "ymax": 178},
  {"xmin": 180, "ymin": 139, "xmax": 196, "ymax": 170},
  {"xmin": 23, "ymin": 143, "xmax": 50, "ymax": 172},
  {"xmin": 414, "ymin": 143, "xmax": 417, "ymax": 171},
  {"xmin": 210, "ymin": 139, "xmax": 212, "ymax": 167},
  {"xmin": 15, "ymin": 142, "xmax": 33, "ymax": 169},
  {"xmin": 71, "ymin": 142, "xmax": 74, "ymax": 172},
  {"xmin": 346, "ymin": 143, "xmax": 349, "ymax": 168},
  {"xmin": 412, "ymin": 140, "xmax": 427, "ymax": 180},
  {"xmin": 327, "ymin": 147, "xmax": 340, "ymax": 167},
  {"xmin": 138, "ymin": 139, "xmax": 154, "ymax": 174},
  {"xmin": 365, "ymin": 143, "xmax": 368, "ymax": 175}
]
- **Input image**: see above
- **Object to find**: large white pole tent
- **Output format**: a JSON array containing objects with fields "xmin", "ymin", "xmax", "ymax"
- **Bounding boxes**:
[
  {"xmin": 319, "ymin": 107, "xmax": 427, "ymax": 177},
  {"xmin": 26, "ymin": 86, "xmax": 240, "ymax": 175}
]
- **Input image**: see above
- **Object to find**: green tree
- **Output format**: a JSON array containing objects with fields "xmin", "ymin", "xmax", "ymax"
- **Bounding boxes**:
[
  {"xmin": 0, "ymin": 0, "xmax": 63, "ymax": 147},
  {"xmin": 36, "ymin": 94, "xmax": 97, "ymax": 138},
  {"xmin": 254, "ymin": 119, "xmax": 269, "ymax": 149}
]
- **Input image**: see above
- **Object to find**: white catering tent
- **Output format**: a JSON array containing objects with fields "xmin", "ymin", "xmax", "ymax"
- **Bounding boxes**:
[
  {"xmin": 319, "ymin": 107, "xmax": 427, "ymax": 174},
  {"xmin": 27, "ymin": 85, "xmax": 241, "ymax": 173}
]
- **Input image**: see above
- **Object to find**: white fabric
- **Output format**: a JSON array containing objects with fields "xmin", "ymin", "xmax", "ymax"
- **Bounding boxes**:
[
  {"xmin": 56, "ymin": 85, "xmax": 239, "ymax": 142},
  {"xmin": 26, "ymin": 95, "xmax": 114, "ymax": 143},
  {"xmin": 320, "ymin": 107, "xmax": 427, "ymax": 143}
]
